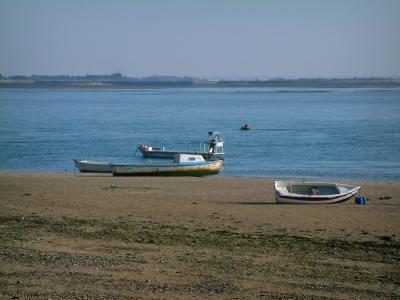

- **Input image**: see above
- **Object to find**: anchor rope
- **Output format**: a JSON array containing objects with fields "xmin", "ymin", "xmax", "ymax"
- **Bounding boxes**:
[{"xmin": 222, "ymin": 163, "xmax": 240, "ymax": 178}]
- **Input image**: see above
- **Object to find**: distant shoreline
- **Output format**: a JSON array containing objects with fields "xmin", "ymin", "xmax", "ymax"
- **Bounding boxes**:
[{"xmin": 1, "ymin": 77, "xmax": 400, "ymax": 89}]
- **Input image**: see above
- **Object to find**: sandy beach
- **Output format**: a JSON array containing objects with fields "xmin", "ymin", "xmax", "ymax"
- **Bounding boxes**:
[{"xmin": 1, "ymin": 173, "xmax": 399, "ymax": 299}]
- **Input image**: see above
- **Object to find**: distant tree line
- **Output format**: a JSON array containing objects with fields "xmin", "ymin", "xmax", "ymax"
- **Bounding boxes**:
[
  {"xmin": 0, "ymin": 73, "xmax": 199, "ymax": 82},
  {"xmin": 1, "ymin": 73, "xmax": 400, "ymax": 88}
]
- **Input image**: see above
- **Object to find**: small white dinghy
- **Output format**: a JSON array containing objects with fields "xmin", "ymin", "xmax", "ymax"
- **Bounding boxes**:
[{"xmin": 274, "ymin": 180, "xmax": 361, "ymax": 204}]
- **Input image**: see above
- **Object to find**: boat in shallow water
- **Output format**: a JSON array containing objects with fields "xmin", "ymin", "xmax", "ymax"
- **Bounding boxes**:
[
  {"xmin": 112, "ymin": 154, "xmax": 223, "ymax": 176},
  {"xmin": 274, "ymin": 180, "xmax": 361, "ymax": 204},
  {"xmin": 240, "ymin": 123, "xmax": 250, "ymax": 130},
  {"xmin": 138, "ymin": 131, "xmax": 224, "ymax": 159},
  {"xmin": 73, "ymin": 159, "xmax": 113, "ymax": 173}
]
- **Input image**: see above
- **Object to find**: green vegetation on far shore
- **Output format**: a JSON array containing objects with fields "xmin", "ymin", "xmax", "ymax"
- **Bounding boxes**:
[{"xmin": 1, "ymin": 73, "xmax": 400, "ymax": 89}]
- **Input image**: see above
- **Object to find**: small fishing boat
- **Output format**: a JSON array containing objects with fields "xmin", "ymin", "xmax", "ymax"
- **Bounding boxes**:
[
  {"xmin": 138, "ymin": 131, "xmax": 224, "ymax": 159},
  {"xmin": 274, "ymin": 180, "xmax": 361, "ymax": 204},
  {"xmin": 240, "ymin": 124, "xmax": 250, "ymax": 130},
  {"xmin": 112, "ymin": 154, "xmax": 223, "ymax": 176},
  {"xmin": 73, "ymin": 159, "xmax": 112, "ymax": 173}
]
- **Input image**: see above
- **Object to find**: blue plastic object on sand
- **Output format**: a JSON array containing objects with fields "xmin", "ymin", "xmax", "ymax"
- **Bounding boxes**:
[{"xmin": 355, "ymin": 196, "xmax": 366, "ymax": 205}]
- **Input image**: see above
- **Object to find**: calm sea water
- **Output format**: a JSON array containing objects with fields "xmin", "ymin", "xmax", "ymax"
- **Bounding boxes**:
[{"xmin": 0, "ymin": 88, "xmax": 399, "ymax": 180}]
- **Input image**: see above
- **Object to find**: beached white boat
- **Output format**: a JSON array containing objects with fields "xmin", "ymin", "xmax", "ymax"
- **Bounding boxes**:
[
  {"xmin": 112, "ymin": 154, "xmax": 223, "ymax": 176},
  {"xmin": 73, "ymin": 159, "xmax": 112, "ymax": 173},
  {"xmin": 274, "ymin": 180, "xmax": 361, "ymax": 204},
  {"xmin": 138, "ymin": 131, "xmax": 224, "ymax": 159}
]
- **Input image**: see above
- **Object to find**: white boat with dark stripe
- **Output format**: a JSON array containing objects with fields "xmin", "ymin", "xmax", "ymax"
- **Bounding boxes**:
[
  {"xmin": 112, "ymin": 154, "xmax": 223, "ymax": 177},
  {"xmin": 274, "ymin": 180, "xmax": 361, "ymax": 204}
]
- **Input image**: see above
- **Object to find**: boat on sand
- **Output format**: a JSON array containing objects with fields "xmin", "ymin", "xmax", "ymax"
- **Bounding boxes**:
[
  {"xmin": 112, "ymin": 154, "xmax": 223, "ymax": 177},
  {"xmin": 73, "ymin": 159, "xmax": 112, "ymax": 173},
  {"xmin": 274, "ymin": 180, "xmax": 360, "ymax": 204}
]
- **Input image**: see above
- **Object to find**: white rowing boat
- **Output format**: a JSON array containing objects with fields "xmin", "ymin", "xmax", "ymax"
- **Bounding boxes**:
[{"xmin": 274, "ymin": 180, "xmax": 361, "ymax": 204}]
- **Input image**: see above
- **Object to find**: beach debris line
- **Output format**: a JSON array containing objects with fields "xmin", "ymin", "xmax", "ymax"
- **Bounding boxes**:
[
  {"xmin": 103, "ymin": 184, "xmax": 116, "ymax": 190},
  {"xmin": 102, "ymin": 185, "xmax": 160, "ymax": 191}
]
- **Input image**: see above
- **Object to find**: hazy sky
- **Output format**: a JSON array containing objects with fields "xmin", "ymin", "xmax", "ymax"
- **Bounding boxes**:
[{"xmin": 1, "ymin": 0, "xmax": 399, "ymax": 78}]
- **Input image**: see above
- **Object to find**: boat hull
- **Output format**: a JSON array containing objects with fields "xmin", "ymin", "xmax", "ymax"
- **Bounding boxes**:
[
  {"xmin": 112, "ymin": 160, "xmax": 223, "ymax": 176},
  {"xmin": 275, "ymin": 189, "xmax": 359, "ymax": 204},
  {"xmin": 74, "ymin": 159, "xmax": 112, "ymax": 173},
  {"xmin": 274, "ymin": 181, "xmax": 361, "ymax": 204}
]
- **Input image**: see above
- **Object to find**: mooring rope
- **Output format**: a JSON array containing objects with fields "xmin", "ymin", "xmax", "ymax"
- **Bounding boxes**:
[{"xmin": 222, "ymin": 163, "xmax": 240, "ymax": 178}]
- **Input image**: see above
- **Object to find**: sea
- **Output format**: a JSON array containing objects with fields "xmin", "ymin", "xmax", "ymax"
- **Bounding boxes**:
[{"xmin": 0, "ymin": 87, "xmax": 399, "ymax": 181}]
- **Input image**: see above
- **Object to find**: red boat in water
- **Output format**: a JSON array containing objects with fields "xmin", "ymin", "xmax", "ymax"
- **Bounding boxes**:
[{"xmin": 240, "ymin": 124, "xmax": 250, "ymax": 130}]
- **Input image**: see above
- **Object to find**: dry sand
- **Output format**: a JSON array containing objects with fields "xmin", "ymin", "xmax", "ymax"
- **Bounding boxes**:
[{"xmin": 1, "ymin": 173, "xmax": 399, "ymax": 299}]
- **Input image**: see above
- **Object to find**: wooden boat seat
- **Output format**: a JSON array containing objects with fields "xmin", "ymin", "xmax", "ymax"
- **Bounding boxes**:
[
  {"xmin": 288, "ymin": 185, "xmax": 340, "ymax": 195},
  {"xmin": 311, "ymin": 188, "xmax": 320, "ymax": 195}
]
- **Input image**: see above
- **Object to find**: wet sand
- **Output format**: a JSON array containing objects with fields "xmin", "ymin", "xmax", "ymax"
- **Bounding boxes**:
[{"xmin": 1, "ymin": 173, "xmax": 399, "ymax": 299}]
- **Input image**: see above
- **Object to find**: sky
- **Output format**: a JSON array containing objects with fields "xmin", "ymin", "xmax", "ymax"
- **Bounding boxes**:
[{"xmin": 0, "ymin": 0, "xmax": 399, "ymax": 79}]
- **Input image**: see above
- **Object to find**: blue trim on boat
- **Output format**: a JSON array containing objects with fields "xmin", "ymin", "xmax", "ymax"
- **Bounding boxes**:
[{"xmin": 178, "ymin": 161, "xmax": 209, "ymax": 166}]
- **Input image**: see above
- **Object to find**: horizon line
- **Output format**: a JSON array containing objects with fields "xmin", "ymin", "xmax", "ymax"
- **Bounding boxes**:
[{"xmin": 1, "ymin": 73, "xmax": 400, "ymax": 81}]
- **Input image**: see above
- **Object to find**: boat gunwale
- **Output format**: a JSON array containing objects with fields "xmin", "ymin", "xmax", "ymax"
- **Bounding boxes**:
[
  {"xmin": 111, "ymin": 159, "xmax": 223, "ymax": 176},
  {"xmin": 112, "ymin": 159, "xmax": 222, "ymax": 168},
  {"xmin": 138, "ymin": 147, "xmax": 225, "ymax": 157},
  {"xmin": 74, "ymin": 159, "xmax": 112, "ymax": 165}
]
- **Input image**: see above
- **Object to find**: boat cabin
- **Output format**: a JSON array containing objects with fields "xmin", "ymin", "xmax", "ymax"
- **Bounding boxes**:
[
  {"xmin": 137, "ymin": 131, "xmax": 224, "ymax": 159},
  {"xmin": 139, "ymin": 144, "xmax": 165, "ymax": 152},
  {"xmin": 174, "ymin": 154, "xmax": 205, "ymax": 165},
  {"xmin": 188, "ymin": 131, "xmax": 224, "ymax": 157}
]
